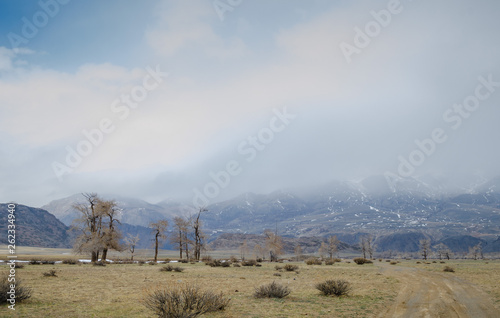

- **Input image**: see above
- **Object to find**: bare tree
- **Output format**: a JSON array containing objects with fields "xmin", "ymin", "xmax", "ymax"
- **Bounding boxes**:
[
  {"xmin": 170, "ymin": 216, "xmax": 190, "ymax": 259},
  {"xmin": 253, "ymin": 244, "xmax": 264, "ymax": 260},
  {"xmin": 469, "ymin": 243, "xmax": 483, "ymax": 260},
  {"xmin": 318, "ymin": 242, "xmax": 328, "ymax": 259},
  {"xmin": 99, "ymin": 200, "xmax": 123, "ymax": 261},
  {"xmin": 240, "ymin": 239, "xmax": 249, "ymax": 261},
  {"xmin": 327, "ymin": 235, "xmax": 339, "ymax": 259},
  {"xmin": 150, "ymin": 220, "xmax": 169, "ymax": 263},
  {"xmin": 124, "ymin": 234, "xmax": 140, "ymax": 261},
  {"xmin": 294, "ymin": 244, "xmax": 303, "ymax": 261},
  {"xmin": 359, "ymin": 235, "xmax": 375, "ymax": 259},
  {"xmin": 192, "ymin": 207, "xmax": 207, "ymax": 261},
  {"xmin": 420, "ymin": 239, "xmax": 431, "ymax": 260},
  {"xmin": 435, "ymin": 243, "xmax": 451, "ymax": 260},
  {"xmin": 72, "ymin": 193, "xmax": 122, "ymax": 263},
  {"xmin": 264, "ymin": 230, "xmax": 283, "ymax": 262}
]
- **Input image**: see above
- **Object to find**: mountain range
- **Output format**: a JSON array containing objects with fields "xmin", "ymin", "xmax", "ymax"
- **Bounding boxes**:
[{"xmin": 6, "ymin": 175, "xmax": 500, "ymax": 254}]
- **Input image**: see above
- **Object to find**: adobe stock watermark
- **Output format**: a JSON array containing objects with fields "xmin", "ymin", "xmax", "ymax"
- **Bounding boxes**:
[
  {"xmin": 384, "ymin": 74, "xmax": 500, "ymax": 189},
  {"xmin": 6, "ymin": 203, "xmax": 17, "ymax": 310},
  {"xmin": 212, "ymin": 0, "xmax": 243, "ymax": 22},
  {"xmin": 340, "ymin": 0, "xmax": 410, "ymax": 64},
  {"xmin": 52, "ymin": 65, "xmax": 168, "ymax": 181},
  {"xmin": 192, "ymin": 107, "xmax": 296, "ymax": 207},
  {"xmin": 7, "ymin": 0, "xmax": 71, "ymax": 49}
]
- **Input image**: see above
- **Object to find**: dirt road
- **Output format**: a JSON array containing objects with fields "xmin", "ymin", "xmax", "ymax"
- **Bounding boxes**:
[{"xmin": 376, "ymin": 263, "xmax": 500, "ymax": 318}]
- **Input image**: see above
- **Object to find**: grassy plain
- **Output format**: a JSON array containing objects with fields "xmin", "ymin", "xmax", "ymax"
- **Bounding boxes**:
[{"xmin": 1, "ymin": 247, "xmax": 499, "ymax": 317}]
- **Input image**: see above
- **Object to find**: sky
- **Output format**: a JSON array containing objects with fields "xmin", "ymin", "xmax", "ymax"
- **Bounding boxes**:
[{"xmin": 1, "ymin": 0, "xmax": 500, "ymax": 208}]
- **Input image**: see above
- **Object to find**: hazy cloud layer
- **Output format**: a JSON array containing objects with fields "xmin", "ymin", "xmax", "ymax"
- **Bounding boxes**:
[{"xmin": 1, "ymin": 0, "xmax": 499, "ymax": 207}]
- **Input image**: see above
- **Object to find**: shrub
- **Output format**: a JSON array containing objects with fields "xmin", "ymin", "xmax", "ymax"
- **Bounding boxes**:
[
  {"xmin": 230, "ymin": 256, "xmax": 238, "ymax": 263},
  {"xmin": 416, "ymin": 261, "xmax": 421, "ymax": 264},
  {"xmin": 62, "ymin": 259, "xmax": 80, "ymax": 265},
  {"xmin": 29, "ymin": 259, "xmax": 41, "ymax": 265},
  {"xmin": 315, "ymin": 279, "xmax": 351, "ymax": 297},
  {"xmin": 443, "ymin": 266, "xmax": 455, "ymax": 273},
  {"xmin": 220, "ymin": 261, "xmax": 231, "ymax": 268},
  {"xmin": 254, "ymin": 281, "xmax": 290, "ymax": 299},
  {"xmin": 43, "ymin": 270, "xmax": 57, "ymax": 277},
  {"xmin": 93, "ymin": 261, "xmax": 106, "ymax": 266},
  {"xmin": 143, "ymin": 284, "xmax": 230, "ymax": 318},
  {"xmin": 364, "ymin": 259, "xmax": 373, "ymax": 264},
  {"xmin": 14, "ymin": 263, "xmax": 25, "ymax": 269},
  {"xmin": 353, "ymin": 258, "xmax": 367, "ymax": 265},
  {"xmin": 242, "ymin": 260, "xmax": 257, "ymax": 266},
  {"xmin": 138, "ymin": 260, "xmax": 145, "ymax": 266},
  {"xmin": 390, "ymin": 261, "xmax": 397, "ymax": 265},
  {"xmin": 305, "ymin": 258, "xmax": 322, "ymax": 265},
  {"xmin": 333, "ymin": 258, "xmax": 342, "ymax": 263},
  {"xmin": 256, "ymin": 258, "xmax": 263, "ymax": 263},
  {"xmin": 273, "ymin": 273, "xmax": 282, "ymax": 277},
  {"xmin": 274, "ymin": 265, "xmax": 283, "ymax": 271},
  {"xmin": 0, "ymin": 274, "xmax": 32, "ymax": 304},
  {"xmin": 201, "ymin": 256, "xmax": 212, "ymax": 262},
  {"xmin": 385, "ymin": 260, "xmax": 391, "ymax": 262},
  {"xmin": 179, "ymin": 259, "xmax": 189, "ymax": 264},
  {"xmin": 41, "ymin": 260, "xmax": 56, "ymax": 265},
  {"xmin": 255, "ymin": 263, "xmax": 262, "ymax": 267},
  {"xmin": 440, "ymin": 261, "xmax": 446, "ymax": 264},
  {"xmin": 283, "ymin": 264, "xmax": 299, "ymax": 272},
  {"xmin": 325, "ymin": 259, "xmax": 335, "ymax": 266},
  {"xmin": 160, "ymin": 265, "xmax": 184, "ymax": 272},
  {"xmin": 149, "ymin": 261, "xmax": 157, "ymax": 266},
  {"xmin": 232, "ymin": 263, "xmax": 240, "ymax": 268}
]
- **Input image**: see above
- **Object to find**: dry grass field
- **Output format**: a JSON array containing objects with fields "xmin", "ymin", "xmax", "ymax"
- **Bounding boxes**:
[{"xmin": 1, "ymin": 247, "xmax": 499, "ymax": 318}]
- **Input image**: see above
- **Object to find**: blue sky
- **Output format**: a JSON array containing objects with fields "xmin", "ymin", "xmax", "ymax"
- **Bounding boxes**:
[{"xmin": 1, "ymin": 0, "xmax": 500, "ymax": 207}]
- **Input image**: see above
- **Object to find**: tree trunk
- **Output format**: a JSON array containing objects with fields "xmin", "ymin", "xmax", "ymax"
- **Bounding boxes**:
[
  {"xmin": 101, "ymin": 248, "xmax": 108, "ymax": 261},
  {"xmin": 154, "ymin": 232, "xmax": 159, "ymax": 262},
  {"xmin": 91, "ymin": 251, "xmax": 99, "ymax": 263}
]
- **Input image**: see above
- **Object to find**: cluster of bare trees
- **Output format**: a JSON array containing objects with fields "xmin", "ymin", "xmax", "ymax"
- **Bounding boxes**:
[
  {"xmin": 360, "ymin": 235, "xmax": 375, "ymax": 259},
  {"xmin": 72, "ymin": 193, "xmax": 123, "ymax": 263},
  {"xmin": 168, "ymin": 208, "xmax": 207, "ymax": 262},
  {"xmin": 73, "ymin": 193, "xmax": 209, "ymax": 263}
]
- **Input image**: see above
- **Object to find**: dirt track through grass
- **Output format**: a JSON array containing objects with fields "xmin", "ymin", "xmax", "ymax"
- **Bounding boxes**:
[{"xmin": 376, "ymin": 262, "xmax": 500, "ymax": 318}]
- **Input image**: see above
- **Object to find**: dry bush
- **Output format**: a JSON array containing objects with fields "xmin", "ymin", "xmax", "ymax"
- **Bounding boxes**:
[
  {"xmin": 254, "ymin": 281, "xmax": 291, "ymax": 299},
  {"xmin": 283, "ymin": 264, "xmax": 299, "ymax": 272},
  {"xmin": 143, "ymin": 284, "xmax": 230, "ymax": 318},
  {"xmin": 62, "ymin": 259, "xmax": 80, "ymax": 265},
  {"xmin": 138, "ymin": 260, "xmax": 146, "ymax": 266},
  {"xmin": 232, "ymin": 263, "xmax": 240, "ymax": 267},
  {"xmin": 443, "ymin": 266, "xmax": 455, "ymax": 273},
  {"xmin": 93, "ymin": 261, "xmax": 106, "ymax": 266},
  {"xmin": 273, "ymin": 273, "xmax": 282, "ymax": 277},
  {"xmin": 305, "ymin": 258, "xmax": 322, "ymax": 265},
  {"xmin": 14, "ymin": 263, "xmax": 25, "ymax": 269},
  {"xmin": 353, "ymin": 258, "xmax": 367, "ymax": 265},
  {"xmin": 29, "ymin": 259, "xmax": 41, "ymax": 265},
  {"xmin": 0, "ymin": 274, "xmax": 32, "ymax": 304},
  {"xmin": 315, "ymin": 279, "xmax": 351, "ymax": 297},
  {"xmin": 179, "ymin": 259, "xmax": 189, "ymax": 264},
  {"xmin": 160, "ymin": 265, "xmax": 184, "ymax": 273},
  {"xmin": 43, "ymin": 270, "xmax": 57, "ymax": 277},
  {"xmin": 440, "ymin": 261, "xmax": 446, "ymax": 264},
  {"xmin": 325, "ymin": 259, "xmax": 335, "ymax": 266},
  {"xmin": 242, "ymin": 260, "xmax": 257, "ymax": 266},
  {"xmin": 390, "ymin": 261, "xmax": 397, "ymax": 265},
  {"xmin": 274, "ymin": 265, "xmax": 283, "ymax": 271}
]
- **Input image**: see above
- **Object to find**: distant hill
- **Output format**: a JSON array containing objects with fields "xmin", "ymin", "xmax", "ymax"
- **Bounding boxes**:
[
  {"xmin": 42, "ymin": 194, "xmax": 193, "ymax": 227},
  {"xmin": 0, "ymin": 204, "xmax": 71, "ymax": 248}
]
